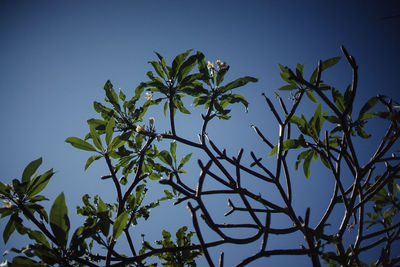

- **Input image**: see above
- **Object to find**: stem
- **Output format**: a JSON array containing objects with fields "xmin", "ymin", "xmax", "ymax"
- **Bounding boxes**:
[{"xmin": 169, "ymin": 93, "xmax": 176, "ymax": 136}]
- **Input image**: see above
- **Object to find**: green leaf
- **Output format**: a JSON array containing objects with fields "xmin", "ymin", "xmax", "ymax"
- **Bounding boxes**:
[
  {"xmin": 343, "ymin": 84, "xmax": 353, "ymax": 113},
  {"xmin": 174, "ymin": 98, "xmax": 191, "ymax": 114},
  {"xmin": 282, "ymin": 139, "xmax": 302, "ymax": 151},
  {"xmin": 193, "ymin": 96, "xmax": 210, "ymax": 108},
  {"xmin": 178, "ymin": 54, "xmax": 198, "ymax": 82},
  {"xmin": 171, "ymin": 49, "xmax": 192, "ymax": 79},
  {"xmin": 159, "ymin": 150, "xmax": 173, "ymax": 166},
  {"xmin": 119, "ymin": 89, "xmax": 126, "ymax": 101},
  {"xmin": 66, "ymin": 137, "xmax": 97, "ymax": 152},
  {"xmin": 93, "ymin": 101, "xmax": 114, "ymax": 120},
  {"xmin": 296, "ymin": 64, "xmax": 304, "ymax": 78},
  {"xmin": 113, "ymin": 211, "xmax": 128, "ymax": 240},
  {"xmin": 170, "ymin": 141, "xmax": 177, "ymax": 163},
  {"xmin": 358, "ymin": 112, "xmax": 375, "ymax": 121},
  {"xmin": 278, "ymin": 84, "xmax": 297, "ymax": 91},
  {"xmin": 332, "ymin": 88, "xmax": 345, "ymax": 112},
  {"xmin": 89, "ymin": 125, "xmax": 103, "ymax": 151},
  {"xmin": 26, "ymin": 169, "xmax": 54, "ymax": 198},
  {"xmin": 269, "ymin": 139, "xmax": 302, "ymax": 157},
  {"xmin": 176, "ymin": 226, "xmax": 188, "ymax": 246},
  {"xmin": 306, "ymin": 90, "xmax": 318, "ymax": 103},
  {"xmin": 149, "ymin": 173, "xmax": 161, "ymax": 181},
  {"xmin": 149, "ymin": 61, "xmax": 166, "ymax": 80},
  {"xmin": 87, "ymin": 118, "xmax": 107, "ymax": 131},
  {"xmin": 163, "ymin": 101, "xmax": 168, "ymax": 116},
  {"xmin": 105, "ymin": 118, "xmax": 115, "ymax": 146},
  {"xmin": 154, "ymin": 51, "xmax": 169, "ymax": 79},
  {"xmin": 28, "ymin": 230, "xmax": 50, "ymax": 248},
  {"xmin": 10, "ymin": 256, "xmax": 43, "ymax": 266},
  {"xmin": 310, "ymin": 103, "xmax": 322, "ymax": 137},
  {"xmin": 290, "ymin": 115, "xmax": 308, "ymax": 134},
  {"xmin": 220, "ymin": 93, "xmax": 249, "ymax": 112},
  {"xmin": 50, "ymin": 192, "xmax": 70, "ymax": 248},
  {"xmin": 278, "ymin": 64, "xmax": 294, "ymax": 84},
  {"xmin": 178, "ymin": 153, "xmax": 192, "ymax": 170},
  {"xmin": 3, "ymin": 215, "xmax": 16, "ymax": 243},
  {"xmin": 85, "ymin": 155, "xmax": 103, "ymax": 171},
  {"xmin": 269, "ymin": 146, "xmax": 278, "ymax": 157},
  {"xmin": 0, "ymin": 182, "xmax": 7, "ymax": 195},
  {"xmin": 216, "ymin": 66, "xmax": 229, "ymax": 86},
  {"xmin": 218, "ymin": 76, "xmax": 258, "ymax": 94},
  {"xmin": 197, "ymin": 52, "xmax": 211, "ymax": 86},
  {"xmin": 22, "ymin": 158, "xmax": 42, "ymax": 184},
  {"xmin": 324, "ymin": 115, "xmax": 340, "ymax": 124},
  {"xmin": 104, "ymin": 80, "xmax": 121, "ymax": 111},
  {"xmin": 310, "ymin": 57, "xmax": 341, "ymax": 84},
  {"xmin": 358, "ymin": 97, "xmax": 379, "ymax": 120},
  {"xmin": 303, "ymin": 151, "xmax": 314, "ymax": 178},
  {"xmin": 109, "ymin": 136, "xmax": 126, "ymax": 151}
]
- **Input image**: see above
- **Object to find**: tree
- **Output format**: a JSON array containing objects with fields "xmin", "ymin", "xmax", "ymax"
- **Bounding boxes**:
[{"xmin": 1, "ymin": 46, "xmax": 399, "ymax": 266}]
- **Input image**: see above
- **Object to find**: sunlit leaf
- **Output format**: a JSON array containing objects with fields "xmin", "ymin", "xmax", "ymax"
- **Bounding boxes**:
[
  {"xmin": 306, "ymin": 90, "xmax": 318, "ymax": 103},
  {"xmin": 85, "ymin": 155, "xmax": 103, "ymax": 171},
  {"xmin": 105, "ymin": 117, "xmax": 115, "ymax": 146},
  {"xmin": 66, "ymin": 137, "xmax": 97, "ymax": 152},
  {"xmin": 113, "ymin": 211, "xmax": 128, "ymax": 240},
  {"xmin": 89, "ymin": 125, "xmax": 103, "ymax": 151},
  {"xmin": 104, "ymin": 80, "xmax": 120, "ymax": 111},
  {"xmin": 310, "ymin": 57, "xmax": 341, "ymax": 84},
  {"xmin": 159, "ymin": 150, "xmax": 173, "ymax": 166},
  {"xmin": 278, "ymin": 84, "xmax": 297, "ymax": 91},
  {"xmin": 170, "ymin": 141, "xmax": 177, "ymax": 163},
  {"xmin": 149, "ymin": 173, "xmax": 161, "ymax": 181},
  {"xmin": 178, "ymin": 153, "xmax": 192, "ymax": 170}
]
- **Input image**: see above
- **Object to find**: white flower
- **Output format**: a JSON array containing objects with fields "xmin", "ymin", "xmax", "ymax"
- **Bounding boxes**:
[
  {"xmin": 156, "ymin": 134, "xmax": 163, "ymax": 141},
  {"xmin": 0, "ymin": 260, "xmax": 8, "ymax": 267},
  {"xmin": 207, "ymin": 61, "xmax": 214, "ymax": 69},
  {"xmin": 136, "ymin": 125, "xmax": 144, "ymax": 133},
  {"xmin": 149, "ymin": 117, "xmax": 155, "ymax": 124},
  {"xmin": 3, "ymin": 200, "xmax": 11, "ymax": 208},
  {"xmin": 145, "ymin": 93, "xmax": 153, "ymax": 101}
]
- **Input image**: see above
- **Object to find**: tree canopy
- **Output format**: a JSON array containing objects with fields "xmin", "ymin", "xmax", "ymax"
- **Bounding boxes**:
[{"xmin": 1, "ymin": 47, "xmax": 399, "ymax": 266}]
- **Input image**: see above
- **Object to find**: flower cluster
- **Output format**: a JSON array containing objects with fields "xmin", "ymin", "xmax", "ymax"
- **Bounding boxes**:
[
  {"xmin": 207, "ymin": 59, "xmax": 228, "ymax": 71},
  {"xmin": 135, "ymin": 118, "xmax": 162, "ymax": 141}
]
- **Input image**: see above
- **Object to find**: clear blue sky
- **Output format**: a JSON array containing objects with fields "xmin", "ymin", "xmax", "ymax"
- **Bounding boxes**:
[{"xmin": 1, "ymin": 1, "xmax": 399, "ymax": 266}]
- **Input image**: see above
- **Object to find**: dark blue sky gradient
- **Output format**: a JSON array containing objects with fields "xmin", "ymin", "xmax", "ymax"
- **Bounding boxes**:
[{"xmin": 1, "ymin": 1, "xmax": 400, "ymax": 266}]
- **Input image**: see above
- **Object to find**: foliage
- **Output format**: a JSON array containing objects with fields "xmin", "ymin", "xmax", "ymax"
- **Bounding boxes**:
[{"xmin": 1, "ymin": 47, "xmax": 399, "ymax": 266}]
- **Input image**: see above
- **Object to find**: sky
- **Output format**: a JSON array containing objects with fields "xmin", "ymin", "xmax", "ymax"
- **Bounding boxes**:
[{"xmin": 1, "ymin": 0, "xmax": 400, "ymax": 266}]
